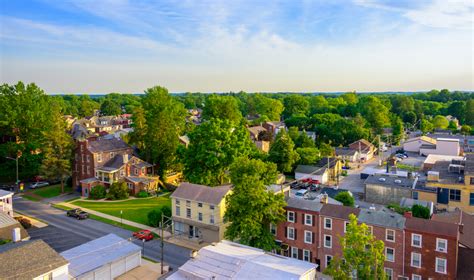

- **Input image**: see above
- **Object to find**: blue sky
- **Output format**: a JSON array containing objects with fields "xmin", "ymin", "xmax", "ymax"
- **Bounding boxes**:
[{"xmin": 0, "ymin": 0, "xmax": 472, "ymax": 93}]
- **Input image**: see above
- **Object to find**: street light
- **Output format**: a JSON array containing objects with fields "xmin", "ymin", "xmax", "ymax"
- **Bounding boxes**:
[
  {"xmin": 142, "ymin": 238, "xmax": 145, "ymax": 257},
  {"xmin": 120, "ymin": 210, "xmax": 123, "ymax": 227}
]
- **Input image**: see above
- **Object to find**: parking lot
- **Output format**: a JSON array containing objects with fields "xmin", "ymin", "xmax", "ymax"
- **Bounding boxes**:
[{"xmin": 28, "ymin": 225, "xmax": 90, "ymax": 252}]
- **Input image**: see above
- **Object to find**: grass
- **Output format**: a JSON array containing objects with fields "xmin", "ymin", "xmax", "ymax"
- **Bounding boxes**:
[
  {"xmin": 22, "ymin": 184, "xmax": 73, "ymax": 201},
  {"xmin": 71, "ymin": 193, "xmax": 171, "ymax": 225},
  {"xmin": 21, "ymin": 195, "xmax": 41, "ymax": 202},
  {"xmin": 396, "ymin": 164, "xmax": 419, "ymax": 172}
]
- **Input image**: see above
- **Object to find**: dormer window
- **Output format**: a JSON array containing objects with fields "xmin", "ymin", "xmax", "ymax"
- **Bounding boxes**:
[{"xmin": 97, "ymin": 153, "xmax": 102, "ymax": 162}]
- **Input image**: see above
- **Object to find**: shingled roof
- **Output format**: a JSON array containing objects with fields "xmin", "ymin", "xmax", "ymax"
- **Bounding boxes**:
[
  {"xmin": 405, "ymin": 216, "xmax": 458, "ymax": 238},
  {"xmin": 87, "ymin": 138, "xmax": 130, "ymax": 153},
  {"xmin": 320, "ymin": 204, "xmax": 360, "ymax": 220},
  {"xmin": 171, "ymin": 182, "xmax": 232, "ymax": 205}
]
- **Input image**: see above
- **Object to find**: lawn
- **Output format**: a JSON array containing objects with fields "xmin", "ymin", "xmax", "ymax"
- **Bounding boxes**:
[
  {"xmin": 22, "ymin": 184, "xmax": 72, "ymax": 201},
  {"xmin": 71, "ymin": 194, "xmax": 171, "ymax": 226}
]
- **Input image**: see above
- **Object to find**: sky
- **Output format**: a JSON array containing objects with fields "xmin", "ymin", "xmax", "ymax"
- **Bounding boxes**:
[{"xmin": 0, "ymin": 0, "xmax": 473, "ymax": 93}]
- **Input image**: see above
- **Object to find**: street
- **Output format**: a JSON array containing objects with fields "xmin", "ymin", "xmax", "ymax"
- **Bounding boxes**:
[{"xmin": 13, "ymin": 197, "xmax": 191, "ymax": 270}]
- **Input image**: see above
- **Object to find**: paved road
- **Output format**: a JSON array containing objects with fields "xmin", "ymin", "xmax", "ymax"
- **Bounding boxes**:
[{"xmin": 14, "ymin": 197, "xmax": 191, "ymax": 269}]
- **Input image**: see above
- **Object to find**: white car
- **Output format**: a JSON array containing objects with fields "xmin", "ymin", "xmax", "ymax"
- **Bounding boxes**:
[{"xmin": 30, "ymin": 181, "xmax": 49, "ymax": 189}]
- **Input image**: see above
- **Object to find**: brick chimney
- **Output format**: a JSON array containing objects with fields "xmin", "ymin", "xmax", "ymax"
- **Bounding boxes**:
[
  {"xmin": 320, "ymin": 193, "xmax": 329, "ymax": 204},
  {"xmin": 404, "ymin": 211, "xmax": 413, "ymax": 218}
]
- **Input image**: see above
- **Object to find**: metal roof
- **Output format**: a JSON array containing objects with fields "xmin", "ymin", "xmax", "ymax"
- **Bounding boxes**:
[
  {"xmin": 60, "ymin": 233, "xmax": 141, "ymax": 278},
  {"xmin": 0, "ymin": 189, "xmax": 13, "ymax": 198}
]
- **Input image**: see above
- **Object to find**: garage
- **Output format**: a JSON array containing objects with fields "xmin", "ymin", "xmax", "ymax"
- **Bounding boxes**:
[{"xmin": 61, "ymin": 233, "xmax": 142, "ymax": 280}]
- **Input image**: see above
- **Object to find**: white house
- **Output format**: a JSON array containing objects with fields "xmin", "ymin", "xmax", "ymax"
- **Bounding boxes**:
[
  {"xmin": 0, "ymin": 189, "xmax": 13, "ymax": 217},
  {"xmin": 403, "ymin": 136, "xmax": 437, "ymax": 153},
  {"xmin": 167, "ymin": 240, "xmax": 317, "ymax": 280},
  {"xmin": 61, "ymin": 234, "xmax": 141, "ymax": 280},
  {"xmin": 419, "ymin": 138, "xmax": 461, "ymax": 156},
  {"xmin": 294, "ymin": 165, "xmax": 328, "ymax": 184}
]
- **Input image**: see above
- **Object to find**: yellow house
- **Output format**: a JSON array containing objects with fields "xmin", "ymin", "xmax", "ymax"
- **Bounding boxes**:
[
  {"xmin": 425, "ymin": 154, "xmax": 474, "ymax": 214},
  {"xmin": 170, "ymin": 182, "xmax": 232, "ymax": 244}
]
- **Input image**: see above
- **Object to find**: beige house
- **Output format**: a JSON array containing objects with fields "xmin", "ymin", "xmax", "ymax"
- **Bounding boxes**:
[{"xmin": 171, "ymin": 183, "xmax": 232, "ymax": 244}]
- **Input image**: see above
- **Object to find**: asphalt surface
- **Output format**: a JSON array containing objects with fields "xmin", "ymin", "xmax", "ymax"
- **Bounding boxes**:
[{"xmin": 14, "ymin": 197, "xmax": 191, "ymax": 269}]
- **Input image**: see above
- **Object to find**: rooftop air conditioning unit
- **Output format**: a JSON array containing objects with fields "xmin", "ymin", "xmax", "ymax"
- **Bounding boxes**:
[
  {"xmin": 394, "ymin": 179, "xmax": 402, "ymax": 184},
  {"xmin": 378, "ymin": 177, "xmax": 386, "ymax": 182}
]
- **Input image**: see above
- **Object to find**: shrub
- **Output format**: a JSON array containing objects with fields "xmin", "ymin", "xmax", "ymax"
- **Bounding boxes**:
[
  {"xmin": 341, "ymin": 170, "xmax": 348, "ymax": 176},
  {"xmin": 412, "ymin": 204, "xmax": 430, "ymax": 219},
  {"xmin": 89, "ymin": 185, "xmax": 106, "ymax": 200},
  {"xmin": 106, "ymin": 182, "xmax": 129, "ymax": 200},
  {"xmin": 0, "ymin": 239, "xmax": 11, "ymax": 245},
  {"xmin": 136, "ymin": 190, "xmax": 150, "ymax": 198},
  {"xmin": 14, "ymin": 217, "xmax": 32, "ymax": 229},
  {"xmin": 334, "ymin": 191, "xmax": 355, "ymax": 207},
  {"xmin": 147, "ymin": 205, "xmax": 172, "ymax": 227},
  {"xmin": 387, "ymin": 203, "xmax": 410, "ymax": 215}
]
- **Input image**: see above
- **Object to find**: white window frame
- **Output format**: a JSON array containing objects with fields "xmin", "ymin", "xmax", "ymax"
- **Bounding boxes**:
[
  {"xmin": 411, "ymin": 252, "xmax": 421, "ymax": 268},
  {"xmin": 344, "ymin": 221, "xmax": 349, "ymax": 233},
  {"xmin": 384, "ymin": 268, "xmax": 393, "ymax": 280},
  {"xmin": 435, "ymin": 257, "xmax": 447, "ymax": 274},
  {"xmin": 325, "ymin": 255, "xmax": 333, "ymax": 267},
  {"xmin": 303, "ymin": 249, "xmax": 310, "ymax": 262},
  {"xmin": 210, "ymin": 205, "xmax": 215, "ymax": 210},
  {"xmin": 412, "ymin": 274, "xmax": 421, "ymax": 280},
  {"xmin": 175, "ymin": 205, "xmax": 180, "ymax": 216},
  {"xmin": 186, "ymin": 208, "xmax": 191, "ymax": 219},
  {"xmin": 436, "ymin": 238, "xmax": 447, "ymax": 253},
  {"xmin": 287, "ymin": 211, "xmax": 295, "ymax": 222},
  {"xmin": 175, "ymin": 199, "xmax": 180, "ymax": 205},
  {"xmin": 270, "ymin": 223, "xmax": 277, "ymax": 236},
  {"xmin": 288, "ymin": 227, "xmax": 295, "ymax": 240},
  {"xmin": 291, "ymin": 247, "xmax": 298, "ymax": 259},
  {"xmin": 97, "ymin": 153, "xmax": 102, "ymax": 162},
  {"xmin": 304, "ymin": 230, "xmax": 312, "ymax": 244},
  {"xmin": 198, "ymin": 212, "xmax": 203, "ymax": 221},
  {"xmin": 385, "ymin": 247, "xmax": 395, "ymax": 262},
  {"xmin": 411, "ymin": 234, "xmax": 422, "ymax": 248},
  {"xmin": 386, "ymin": 229, "xmax": 395, "ymax": 242},
  {"xmin": 210, "ymin": 214, "xmax": 215, "ymax": 224},
  {"xmin": 324, "ymin": 234, "xmax": 332, "ymax": 248},
  {"xmin": 324, "ymin": 218, "xmax": 332, "ymax": 230},
  {"xmin": 304, "ymin": 214, "xmax": 313, "ymax": 226},
  {"xmin": 367, "ymin": 225, "xmax": 373, "ymax": 235}
]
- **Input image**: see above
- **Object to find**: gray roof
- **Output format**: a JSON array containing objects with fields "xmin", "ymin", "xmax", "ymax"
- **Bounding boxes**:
[
  {"xmin": 335, "ymin": 147, "xmax": 357, "ymax": 156},
  {"xmin": 0, "ymin": 240, "xmax": 68, "ymax": 280},
  {"xmin": 358, "ymin": 208, "xmax": 406, "ymax": 230},
  {"xmin": 87, "ymin": 138, "xmax": 130, "ymax": 153},
  {"xmin": 294, "ymin": 165, "xmax": 326, "ymax": 175},
  {"xmin": 101, "ymin": 154, "xmax": 131, "ymax": 170},
  {"xmin": 465, "ymin": 154, "xmax": 474, "ymax": 175},
  {"xmin": 286, "ymin": 197, "xmax": 324, "ymax": 212},
  {"xmin": 79, "ymin": 177, "xmax": 99, "ymax": 184},
  {"xmin": 171, "ymin": 182, "xmax": 232, "ymax": 205},
  {"xmin": 0, "ymin": 189, "xmax": 13, "ymax": 197},
  {"xmin": 125, "ymin": 176, "xmax": 156, "ymax": 184},
  {"xmin": 61, "ymin": 233, "xmax": 141, "ymax": 278},
  {"xmin": 364, "ymin": 174, "xmax": 415, "ymax": 188},
  {"xmin": 0, "ymin": 212, "xmax": 17, "ymax": 227}
]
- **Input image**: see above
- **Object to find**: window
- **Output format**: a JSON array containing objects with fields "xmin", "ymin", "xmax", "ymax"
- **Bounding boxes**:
[
  {"xmin": 86, "ymin": 154, "xmax": 90, "ymax": 162},
  {"xmin": 412, "ymin": 274, "xmax": 421, "ymax": 280},
  {"xmin": 411, "ymin": 252, "xmax": 421, "ymax": 268},
  {"xmin": 384, "ymin": 268, "xmax": 393, "ymax": 280},
  {"xmin": 324, "ymin": 235, "xmax": 332, "ymax": 248},
  {"xmin": 175, "ymin": 206, "xmax": 180, "ymax": 216},
  {"xmin": 287, "ymin": 227, "xmax": 295, "ymax": 240},
  {"xmin": 186, "ymin": 200, "xmax": 191, "ymax": 207},
  {"xmin": 471, "ymin": 177, "xmax": 474, "ymax": 185},
  {"xmin": 436, "ymin": 238, "xmax": 447, "ymax": 253},
  {"xmin": 86, "ymin": 166, "xmax": 90, "ymax": 175},
  {"xmin": 386, "ymin": 229, "xmax": 395, "ymax": 242},
  {"xmin": 270, "ymin": 224, "xmax": 277, "ymax": 236},
  {"xmin": 435, "ymin": 258, "xmax": 447, "ymax": 274},
  {"xmin": 291, "ymin": 247, "xmax": 298, "ymax": 259},
  {"xmin": 304, "ymin": 214, "xmax": 313, "ymax": 226},
  {"xmin": 304, "ymin": 230, "xmax": 313, "ymax": 244},
  {"xmin": 120, "ymin": 169, "xmax": 124, "ymax": 177},
  {"xmin": 42, "ymin": 272, "xmax": 53, "ymax": 280},
  {"xmin": 470, "ymin": 193, "xmax": 474, "ymax": 206},
  {"xmin": 198, "ymin": 212, "xmax": 203, "ymax": 221},
  {"xmin": 134, "ymin": 168, "xmax": 138, "ymax": 175},
  {"xmin": 81, "ymin": 154, "xmax": 84, "ymax": 162},
  {"xmin": 82, "ymin": 165, "xmax": 85, "ymax": 175},
  {"xmin": 449, "ymin": 189, "xmax": 461, "ymax": 202},
  {"xmin": 110, "ymin": 152, "xmax": 114, "ymax": 158},
  {"xmin": 325, "ymin": 255, "xmax": 333, "ymax": 267},
  {"xmin": 385, "ymin": 247, "xmax": 394, "ymax": 262},
  {"xmin": 411, "ymin": 234, "xmax": 422, "ymax": 248},
  {"xmin": 210, "ymin": 205, "xmax": 215, "ymax": 210},
  {"xmin": 287, "ymin": 211, "xmax": 295, "ymax": 222},
  {"xmin": 367, "ymin": 226, "xmax": 373, "ymax": 235},
  {"xmin": 412, "ymin": 191, "xmax": 419, "ymax": 200},
  {"xmin": 198, "ymin": 202, "xmax": 203, "ymax": 207},
  {"xmin": 97, "ymin": 153, "xmax": 102, "ymax": 162},
  {"xmin": 344, "ymin": 221, "xmax": 349, "ymax": 233},
  {"xmin": 303, "ymin": 249, "xmax": 310, "ymax": 262},
  {"xmin": 210, "ymin": 214, "xmax": 215, "ymax": 224},
  {"xmin": 175, "ymin": 199, "xmax": 180, "ymax": 205},
  {"xmin": 324, "ymin": 218, "xmax": 332, "ymax": 230},
  {"xmin": 186, "ymin": 208, "xmax": 191, "ymax": 218}
]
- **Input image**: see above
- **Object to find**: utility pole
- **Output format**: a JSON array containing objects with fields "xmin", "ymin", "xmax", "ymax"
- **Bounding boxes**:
[
  {"xmin": 160, "ymin": 214, "xmax": 164, "ymax": 275},
  {"xmin": 378, "ymin": 134, "xmax": 382, "ymax": 166},
  {"xmin": 358, "ymin": 141, "xmax": 361, "ymax": 169},
  {"xmin": 327, "ymin": 156, "xmax": 330, "ymax": 184}
]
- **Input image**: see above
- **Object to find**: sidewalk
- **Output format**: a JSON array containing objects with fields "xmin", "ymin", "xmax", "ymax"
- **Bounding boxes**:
[{"xmin": 58, "ymin": 201, "xmax": 172, "ymax": 238}]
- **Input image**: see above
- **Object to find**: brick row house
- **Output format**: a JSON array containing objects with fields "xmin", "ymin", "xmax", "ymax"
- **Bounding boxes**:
[
  {"xmin": 72, "ymin": 137, "xmax": 160, "ymax": 197},
  {"xmin": 275, "ymin": 196, "xmax": 460, "ymax": 279}
]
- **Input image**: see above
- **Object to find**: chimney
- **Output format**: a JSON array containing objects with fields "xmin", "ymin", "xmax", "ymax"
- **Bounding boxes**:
[
  {"xmin": 404, "ymin": 211, "xmax": 412, "ymax": 218},
  {"xmin": 459, "ymin": 223, "xmax": 464, "ymax": 234},
  {"xmin": 12, "ymin": 227, "xmax": 21, "ymax": 242},
  {"xmin": 320, "ymin": 193, "xmax": 329, "ymax": 204}
]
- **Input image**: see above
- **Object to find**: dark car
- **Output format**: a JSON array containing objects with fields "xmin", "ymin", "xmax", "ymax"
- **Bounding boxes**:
[{"xmin": 66, "ymin": 208, "xmax": 89, "ymax": 220}]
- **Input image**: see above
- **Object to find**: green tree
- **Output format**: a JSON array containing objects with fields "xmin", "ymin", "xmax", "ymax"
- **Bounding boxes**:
[
  {"xmin": 148, "ymin": 205, "xmax": 172, "ymax": 226},
  {"xmin": 89, "ymin": 185, "xmax": 106, "ymax": 199},
  {"xmin": 268, "ymin": 130, "xmax": 300, "ymax": 173},
  {"xmin": 447, "ymin": 101, "xmax": 466, "ymax": 123},
  {"xmin": 282, "ymin": 95, "xmax": 309, "ymax": 119},
  {"xmin": 309, "ymin": 95, "xmax": 329, "ymax": 114},
  {"xmin": 40, "ymin": 104, "xmax": 74, "ymax": 193},
  {"xmin": 325, "ymin": 214, "xmax": 386, "ymax": 280},
  {"xmin": 420, "ymin": 119, "xmax": 434, "ymax": 134},
  {"xmin": 391, "ymin": 115, "xmax": 404, "ymax": 145},
  {"xmin": 295, "ymin": 131, "xmax": 315, "ymax": 148},
  {"xmin": 202, "ymin": 95, "xmax": 242, "ymax": 123},
  {"xmin": 411, "ymin": 204, "xmax": 430, "ymax": 219},
  {"xmin": 432, "ymin": 115, "xmax": 449, "ymax": 129},
  {"xmin": 465, "ymin": 100, "xmax": 474, "ymax": 126},
  {"xmin": 78, "ymin": 95, "xmax": 99, "ymax": 117},
  {"xmin": 183, "ymin": 118, "xmax": 254, "ymax": 186},
  {"xmin": 296, "ymin": 147, "xmax": 320, "ymax": 165},
  {"xmin": 224, "ymin": 157, "xmax": 286, "ymax": 251},
  {"xmin": 100, "ymin": 99, "xmax": 122, "ymax": 116},
  {"xmin": 461, "ymin": 125, "xmax": 472, "ymax": 135},
  {"xmin": 359, "ymin": 96, "xmax": 390, "ymax": 134},
  {"xmin": 334, "ymin": 191, "xmax": 355, "ymax": 207},
  {"xmin": 390, "ymin": 95, "xmax": 414, "ymax": 116},
  {"xmin": 252, "ymin": 94, "xmax": 284, "ymax": 121},
  {"xmin": 106, "ymin": 181, "xmax": 129, "ymax": 200},
  {"xmin": 129, "ymin": 106, "xmax": 147, "ymax": 151}
]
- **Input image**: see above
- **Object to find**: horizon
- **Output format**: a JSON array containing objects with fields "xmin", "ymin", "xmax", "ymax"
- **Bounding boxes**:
[{"xmin": 1, "ymin": 0, "xmax": 473, "ymax": 93}]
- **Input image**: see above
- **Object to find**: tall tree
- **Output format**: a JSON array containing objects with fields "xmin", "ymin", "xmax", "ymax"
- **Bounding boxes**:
[
  {"xmin": 296, "ymin": 147, "xmax": 320, "ymax": 165},
  {"xmin": 135, "ymin": 86, "xmax": 185, "ymax": 178},
  {"xmin": 282, "ymin": 95, "xmax": 309, "ymax": 119},
  {"xmin": 129, "ymin": 106, "xmax": 147, "ymax": 151},
  {"xmin": 465, "ymin": 100, "xmax": 474, "ymax": 126},
  {"xmin": 359, "ymin": 96, "xmax": 390, "ymax": 134},
  {"xmin": 202, "ymin": 94, "xmax": 242, "ymax": 123},
  {"xmin": 252, "ymin": 94, "xmax": 284, "ymax": 121},
  {"xmin": 268, "ymin": 130, "xmax": 299, "ymax": 173},
  {"xmin": 100, "ymin": 99, "xmax": 122, "ymax": 116},
  {"xmin": 325, "ymin": 214, "xmax": 387, "ymax": 280},
  {"xmin": 224, "ymin": 157, "xmax": 286, "ymax": 251},
  {"xmin": 432, "ymin": 115, "xmax": 449, "ymax": 129},
  {"xmin": 183, "ymin": 118, "xmax": 254, "ymax": 186},
  {"xmin": 391, "ymin": 115, "xmax": 404, "ymax": 145},
  {"xmin": 40, "ymin": 104, "xmax": 73, "ymax": 193}
]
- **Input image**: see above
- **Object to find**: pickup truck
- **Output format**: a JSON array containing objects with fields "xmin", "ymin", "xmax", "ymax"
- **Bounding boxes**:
[{"xmin": 66, "ymin": 208, "xmax": 89, "ymax": 220}]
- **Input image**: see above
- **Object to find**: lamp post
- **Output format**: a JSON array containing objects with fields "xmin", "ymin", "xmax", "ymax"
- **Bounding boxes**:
[
  {"xmin": 120, "ymin": 210, "xmax": 123, "ymax": 227},
  {"xmin": 142, "ymin": 238, "xmax": 145, "ymax": 257},
  {"xmin": 5, "ymin": 156, "xmax": 19, "ymax": 190}
]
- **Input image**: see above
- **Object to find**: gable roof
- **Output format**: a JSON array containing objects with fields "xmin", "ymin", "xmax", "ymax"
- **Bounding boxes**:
[
  {"xmin": 286, "ymin": 197, "xmax": 325, "ymax": 212},
  {"xmin": 171, "ymin": 183, "xmax": 232, "ymax": 205},
  {"xmin": 320, "ymin": 204, "xmax": 360, "ymax": 220},
  {"xmin": 335, "ymin": 147, "xmax": 357, "ymax": 156},
  {"xmin": 87, "ymin": 138, "xmax": 130, "ymax": 153},
  {"xmin": 404, "ymin": 216, "xmax": 458, "ymax": 238},
  {"xmin": 0, "ymin": 240, "xmax": 68, "ymax": 279},
  {"xmin": 404, "ymin": 136, "xmax": 437, "ymax": 145},
  {"xmin": 358, "ymin": 208, "xmax": 406, "ymax": 230},
  {"xmin": 247, "ymin": 126, "xmax": 267, "ymax": 137},
  {"xmin": 432, "ymin": 209, "xmax": 474, "ymax": 249},
  {"xmin": 294, "ymin": 165, "xmax": 326, "ymax": 175},
  {"xmin": 349, "ymin": 139, "xmax": 375, "ymax": 149}
]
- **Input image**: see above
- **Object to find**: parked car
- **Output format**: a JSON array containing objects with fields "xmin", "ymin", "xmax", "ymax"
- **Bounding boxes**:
[
  {"xmin": 29, "ymin": 181, "xmax": 49, "ymax": 189},
  {"xmin": 66, "ymin": 208, "xmax": 89, "ymax": 220},
  {"xmin": 295, "ymin": 189, "xmax": 308, "ymax": 198},
  {"xmin": 0, "ymin": 184, "xmax": 15, "ymax": 191},
  {"xmin": 290, "ymin": 181, "xmax": 300, "ymax": 189},
  {"xmin": 133, "ymin": 229, "xmax": 154, "ymax": 241}
]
